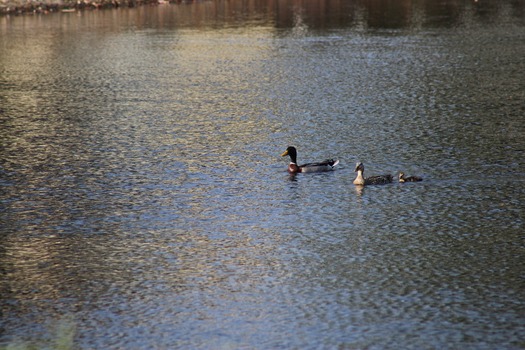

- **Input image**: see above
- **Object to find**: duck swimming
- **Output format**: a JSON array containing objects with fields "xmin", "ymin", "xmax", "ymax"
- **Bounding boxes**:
[
  {"xmin": 353, "ymin": 162, "xmax": 393, "ymax": 185},
  {"xmin": 281, "ymin": 146, "xmax": 339, "ymax": 174},
  {"xmin": 399, "ymin": 172, "xmax": 423, "ymax": 183}
]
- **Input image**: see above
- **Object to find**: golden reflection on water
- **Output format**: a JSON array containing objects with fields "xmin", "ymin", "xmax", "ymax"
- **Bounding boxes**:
[{"xmin": 5, "ymin": 239, "xmax": 63, "ymax": 300}]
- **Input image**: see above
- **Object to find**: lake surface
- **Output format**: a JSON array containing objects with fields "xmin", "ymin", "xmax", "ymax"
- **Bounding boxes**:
[{"xmin": 1, "ymin": 1, "xmax": 524, "ymax": 349}]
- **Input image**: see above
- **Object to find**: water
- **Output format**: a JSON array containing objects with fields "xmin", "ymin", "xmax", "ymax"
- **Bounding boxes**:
[{"xmin": 1, "ymin": 1, "xmax": 524, "ymax": 349}]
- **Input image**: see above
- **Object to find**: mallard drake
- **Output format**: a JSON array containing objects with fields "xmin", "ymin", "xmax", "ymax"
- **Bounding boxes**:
[
  {"xmin": 281, "ymin": 146, "xmax": 339, "ymax": 174},
  {"xmin": 399, "ymin": 172, "xmax": 423, "ymax": 183},
  {"xmin": 353, "ymin": 162, "xmax": 393, "ymax": 185}
]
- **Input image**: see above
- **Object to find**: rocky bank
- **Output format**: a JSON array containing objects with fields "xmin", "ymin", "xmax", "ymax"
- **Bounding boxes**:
[{"xmin": 1, "ymin": 0, "xmax": 174, "ymax": 16}]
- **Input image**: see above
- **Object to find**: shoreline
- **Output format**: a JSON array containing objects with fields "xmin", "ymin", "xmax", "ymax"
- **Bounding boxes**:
[{"xmin": 0, "ymin": 0, "xmax": 176, "ymax": 16}]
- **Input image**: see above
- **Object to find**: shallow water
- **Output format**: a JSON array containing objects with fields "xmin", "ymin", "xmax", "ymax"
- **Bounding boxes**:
[{"xmin": 1, "ymin": 1, "xmax": 524, "ymax": 349}]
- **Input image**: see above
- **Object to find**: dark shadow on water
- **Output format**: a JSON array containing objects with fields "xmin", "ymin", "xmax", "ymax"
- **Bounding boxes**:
[
  {"xmin": 184, "ymin": 0, "xmax": 525, "ymax": 31},
  {"xmin": 4, "ymin": 0, "xmax": 521, "ymax": 32}
]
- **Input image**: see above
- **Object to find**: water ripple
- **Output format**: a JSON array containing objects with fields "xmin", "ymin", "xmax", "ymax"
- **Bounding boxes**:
[{"xmin": 1, "ymin": 4, "xmax": 524, "ymax": 349}]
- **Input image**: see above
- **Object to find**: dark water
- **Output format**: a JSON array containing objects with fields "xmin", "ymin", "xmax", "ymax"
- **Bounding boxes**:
[{"xmin": 1, "ymin": 1, "xmax": 524, "ymax": 349}]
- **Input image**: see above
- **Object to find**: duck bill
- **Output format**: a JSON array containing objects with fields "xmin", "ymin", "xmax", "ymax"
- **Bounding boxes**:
[{"xmin": 281, "ymin": 150, "xmax": 289, "ymax": 157}]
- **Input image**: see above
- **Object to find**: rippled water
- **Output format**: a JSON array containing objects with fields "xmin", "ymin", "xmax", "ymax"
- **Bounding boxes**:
[{"xmin": 1, "ymin": 1, "xmax": 524, "ymax": 349}]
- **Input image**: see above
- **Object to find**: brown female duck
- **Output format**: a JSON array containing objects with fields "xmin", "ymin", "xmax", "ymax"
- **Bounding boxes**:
[{"xmin": 353, "ymin": 162, "xmax": 393, "ymax": 185}]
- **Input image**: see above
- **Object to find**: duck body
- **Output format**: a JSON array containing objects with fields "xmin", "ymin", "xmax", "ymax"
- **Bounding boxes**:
[
  {"xmin": 353, "ymin": 162, "xmax": 393, "ymax": 186},
  {"xmin": 399, "ymin": 172, "xmax": 423, "ymax": 183},
  {"xmin": 281, "ymin": 146, "xmax": 339, "ymax": 174}
]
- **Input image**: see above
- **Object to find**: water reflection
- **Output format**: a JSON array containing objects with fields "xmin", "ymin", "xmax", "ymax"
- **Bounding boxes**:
[
  {"xmin": 2, "ymin": 0, "xmax": 524, "ymax": 32},
  {"xmin": 1, "ymin": 0, "xmax": 524, "ymax": 349}
]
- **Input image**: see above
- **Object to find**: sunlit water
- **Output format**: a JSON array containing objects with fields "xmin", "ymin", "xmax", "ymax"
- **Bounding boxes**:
[{"xmin": 1, "ymin": 1, "xmax": 524, "ymax": 349}]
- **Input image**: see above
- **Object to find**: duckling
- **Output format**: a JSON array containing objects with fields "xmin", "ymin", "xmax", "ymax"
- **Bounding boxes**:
[
  {"xmin": 281, "ymin": 146, "xmax": 339, "ymax": 174},
  {"xmin": 399, "ymin": 172, "xmax": 423, "ymax": 183},
  {"xmin": 353, "ymin": 162, "xmax": 393, "ymax": 185}
]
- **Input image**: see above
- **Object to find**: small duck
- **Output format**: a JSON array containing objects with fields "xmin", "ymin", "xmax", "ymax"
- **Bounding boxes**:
[
  {"xmin": 353, "ymin": 162, "xmax": 393, "ymax": 185},
  {"xmin": 399, "ymin": 172, "xmax": 423, "ymax": 183},
  {"xmin": 281, "ymin": 146, "xmax": 339, "ymax": 174}
]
